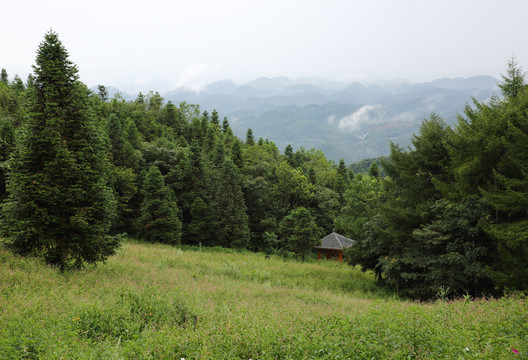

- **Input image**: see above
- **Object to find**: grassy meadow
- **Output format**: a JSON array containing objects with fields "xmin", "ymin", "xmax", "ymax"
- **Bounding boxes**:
[{"xmin": 0, "ymin": 239, "xmax": 526, "ymax": 359}]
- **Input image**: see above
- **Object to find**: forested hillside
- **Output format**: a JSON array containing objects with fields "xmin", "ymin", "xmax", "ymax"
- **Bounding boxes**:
[{"xmin": 1, "ymin": 31, "xmax": 527, "ymax": 299}]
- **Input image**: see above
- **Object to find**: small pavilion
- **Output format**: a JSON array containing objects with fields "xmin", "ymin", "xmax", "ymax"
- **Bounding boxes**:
[{"xmin": 315, "ymin": 232, "xmax": 355, "ymax": 262}]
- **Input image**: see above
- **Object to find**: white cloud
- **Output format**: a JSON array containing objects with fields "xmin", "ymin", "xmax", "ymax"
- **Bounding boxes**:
[
  {"xmin": 337, "ymin": 104, "xmax": 383, "ymax": 132},
  {"xmin": 173, "ymin": 63, "xmax": 223, "ymax": 93}
]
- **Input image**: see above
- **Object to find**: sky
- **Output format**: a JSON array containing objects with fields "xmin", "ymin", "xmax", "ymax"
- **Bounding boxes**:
[{"xmin": 2, "ymin": 0, "xmax": 528, "ymax": 93}]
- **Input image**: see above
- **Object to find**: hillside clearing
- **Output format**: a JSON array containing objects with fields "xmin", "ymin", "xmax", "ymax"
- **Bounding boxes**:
[{"xmin": 0, "ymin": 240, "xmax": 526, "ymax": 359}]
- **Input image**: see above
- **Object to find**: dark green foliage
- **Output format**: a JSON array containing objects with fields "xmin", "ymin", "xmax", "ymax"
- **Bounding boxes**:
[
  {"xmin": 368, "ymin": 161, "xmax": 380, "ymax": 178},
  {"xmin": 245, "ymin": 128, "xmax": 255, "ymax": 146},
  {"xmin": 345, "ymin": 62, "xmax": 528, "ymax": 298},
  {"xmin": 210, "ymin": 109, "xmax": 219, "ymax": 126},
  {"xmin": 349, "ymin": 157, "xmax": 387, "ymax": 176},
  {"xmin": 410, "ymin": 196, "xmax": 493, "ymax": 298},
  {"xmin": 311, "ymin": 186, "xmax": 339, "ymax": 235},
  {"xmin": 139, "ymin": 166, "xmax": 181, "ymax": 244},
  {"xmin": 346, "ymin": 214, "xmax": 389, "ymax": 280},
  {"xmin": 97, "ymin": 84, "xmax": 108, "ymax": 102},
  {"xmin": 187, "ymin": 196, "xmax": 213, "ymax": 245},
  {"xmin": 106, "ymin": 114, "xmax": 139, "ymax": 169},
  {"xmin": 1, "ymin": 30, "xmax": 119, "ymax": 270},
  {"xmin": 360, "ymin": 114, "xmax": 454, "ymax": 295},
  {"xmin": 222, "ymin": 116, "xmax": 230, "ymax": 133},
  {"xmin": 231, "ymin": 139, "xmax": 243, "ymax": 168},
  {"xmin": 279, "ymin": 207, "xmax": 321, "ymax": 260},
  {"xmin": 284, "ymin": 144, "xmax": 293, "ymax": 165},
  {"xmin": 479, "ymin": 76, "xmax": 528, "ymax": 290},
  {"xmin": 0, "ymin": 68, "xmax": 7, "ymax": 84},
  {"xmin": 335, "ymin": 175, "xmax": 383, "ymax": 241},
  {"xmin": 11, "ymin": 75, "xmax": 25, "ymax": 93},
  {"xmin": 147, "ymin": 91, "xmax": 164, "ymax": 112},
  {"xmin": 135, "ymin": 92, "xmax": 145, "ymax": 104},
  {"xmin": 109, "ymin": 166, "xmax": 138, "ymax": 233},
  {"xmin": 334, "ymin": 158, "xmax": 350, "ymax": 200},
  {"xmin": 0, "ymin": 118, "xmax": 15, "ymax": 200},
  {"xmin": 498, "ymin": 57, "xmax": 525, "ymax": 100},
  {"xmin": 7, "ymin": 33, "xmax": 528, "ymax": 299},
  {"xmin": 211, "ymin": 158, "xmax": 250, "ymax": 248}
]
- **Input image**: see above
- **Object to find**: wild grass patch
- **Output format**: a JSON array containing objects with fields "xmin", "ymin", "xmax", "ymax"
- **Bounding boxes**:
[{"xmin": 0, "ymin": 240, "xmax": 526, "ymax": 359}]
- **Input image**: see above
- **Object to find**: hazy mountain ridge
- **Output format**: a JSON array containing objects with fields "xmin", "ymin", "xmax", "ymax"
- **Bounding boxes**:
[{"xmin": 97, "ymin": 75, "xmax": 499, "ymax": 162}]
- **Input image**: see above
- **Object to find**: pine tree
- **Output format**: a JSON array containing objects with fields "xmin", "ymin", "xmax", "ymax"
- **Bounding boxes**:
[
  {"xmin": 480, "ymin": 69, "xmax": 528, "ymax": 290},
  {"xmin": 139, "ymin": 166, "xmax": 182, "ymax": 244},
  {"xmin": 373, "ymin": 114, "xmax": 453, "ymax": 294},
  {"xmin": 135, "ymin": 92, "xmax": 145, "ymax": 104},
  {"xmin": 498, "ymin": 56, "xmax": 526, "ymax": 101},
  {"xmin": 1, "ymin": 30, "xmax": 119, "ymax": 270},
  {"xmin": 411, "ymin": 196, "xmax": 493, "ymax": 298},
  {"xmin": 10, "ymin": 76, "xmax": 25, "ymax": 93},
  {"xmin": 210, "ymin": 109, "xmax": 219, "ymax": 126},
  {"xmin": 284, "ymin": 144, "xmax": 294, "ymax": 165},
  {"xmin": 245, "ymin": 128, "xmax": 255, "ymax": 146},
  {"xmin": 187, "ymin": 196, "xmax": 213, "ymax": 245},
  {"xmin": 368, "ymin": 161, "xmax": 380, "ymax": 178},
  {"xmin": 222, "ymin": 117, "xmax": 230, "ymax": 133},
  {"xmin": 0, "ymin": 68, "xmax": 8, "ymax": 84},
  {"xmin": 231, "ymin": 139, "xmax": 243, "ymax": 168},
  {"xmin": 211, "ymin": 158, "xmax": 250, "ymax": 248},
  {"xmin": 97, "ymin": 84, "xmax": 108, "ymax": 102}
]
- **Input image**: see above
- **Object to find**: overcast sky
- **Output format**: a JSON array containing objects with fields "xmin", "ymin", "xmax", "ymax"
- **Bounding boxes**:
[{"xmin": 2, "ymin": 0, "xmax": 527, "ymax": 93}]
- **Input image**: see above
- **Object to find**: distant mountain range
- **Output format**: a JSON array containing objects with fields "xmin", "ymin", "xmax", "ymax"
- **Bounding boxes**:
[{"xmin": 93, "ymin": 75, "xmax": 499, "ymax": 162}]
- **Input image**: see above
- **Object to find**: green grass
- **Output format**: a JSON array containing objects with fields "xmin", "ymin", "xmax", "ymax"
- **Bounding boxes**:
[{"xmin": 0, "ymin": 239, "xmax": 526, "ymax": 359}]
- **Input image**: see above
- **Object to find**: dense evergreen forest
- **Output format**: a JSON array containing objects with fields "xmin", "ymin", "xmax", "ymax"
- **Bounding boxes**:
[{"xmin": 1, "ymin": 31, "xmax": 527, "ymax": 299}]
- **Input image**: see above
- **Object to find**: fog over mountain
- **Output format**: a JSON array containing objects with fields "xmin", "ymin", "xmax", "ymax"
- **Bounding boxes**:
[{"xmin": 97, "ymin": 75, "xmax": 499, "ymax": 162}]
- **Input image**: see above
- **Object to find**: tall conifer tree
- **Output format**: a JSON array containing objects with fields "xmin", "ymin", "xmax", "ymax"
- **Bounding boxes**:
[
  {"xmin": 139, "ymin": 166, "xmax": 182, "ymax": 244},
  {"xmin": 1, "ymin": 31, "xmax": 119, "ymax": 270},
  {"xmin": 211, "ymin": 158, "xmax": 250, "ymax": 248}
]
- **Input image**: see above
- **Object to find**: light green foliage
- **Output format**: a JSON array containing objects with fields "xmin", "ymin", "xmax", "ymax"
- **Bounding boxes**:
[
  {"xmin": 274, "ymin": 161, "xmax": 315, "ymax": 215},
  {"xmin": 335, "ymin": 174, "xmax": 383, "ymax": 241},
  {"xmin": 0, "ymin": 242, "xmax": 526, "ymax": 359}
]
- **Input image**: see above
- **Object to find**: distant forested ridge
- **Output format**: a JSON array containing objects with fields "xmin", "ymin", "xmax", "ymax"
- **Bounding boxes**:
[
  {"xmin": 0, "ymin": 32, "xmax": 527, "ymax": 299},
  {"xmin": 94, "ymin": 71, "xmax": 499, "ymax": 163}
]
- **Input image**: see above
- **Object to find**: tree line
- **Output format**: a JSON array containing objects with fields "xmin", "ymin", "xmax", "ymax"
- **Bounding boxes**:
[
  {"xmin": 1, "ymin": 31, "xmax": 527, "ymax": 299},
  {"xmin": 0, "ymin": 31, "xmax": 353, "ymax": 270},
  {"xmin": 346, "ymin": 59, "xmax": 528, "ymax": 298}
]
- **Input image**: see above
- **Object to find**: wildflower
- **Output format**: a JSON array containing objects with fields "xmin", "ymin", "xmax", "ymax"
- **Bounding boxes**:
[
  {"xmin": 512, "ymin": 349, "xmax": 519, "ymax": 354},
  {"xmin": 464, "ymin": 347, "xmax": 469, "ymax": 352}
]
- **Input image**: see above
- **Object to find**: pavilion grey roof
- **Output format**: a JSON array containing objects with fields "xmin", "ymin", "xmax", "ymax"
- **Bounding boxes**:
[{"xmin": 315, "ymin": 232, "xmax": 355, "ymax": 250}]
